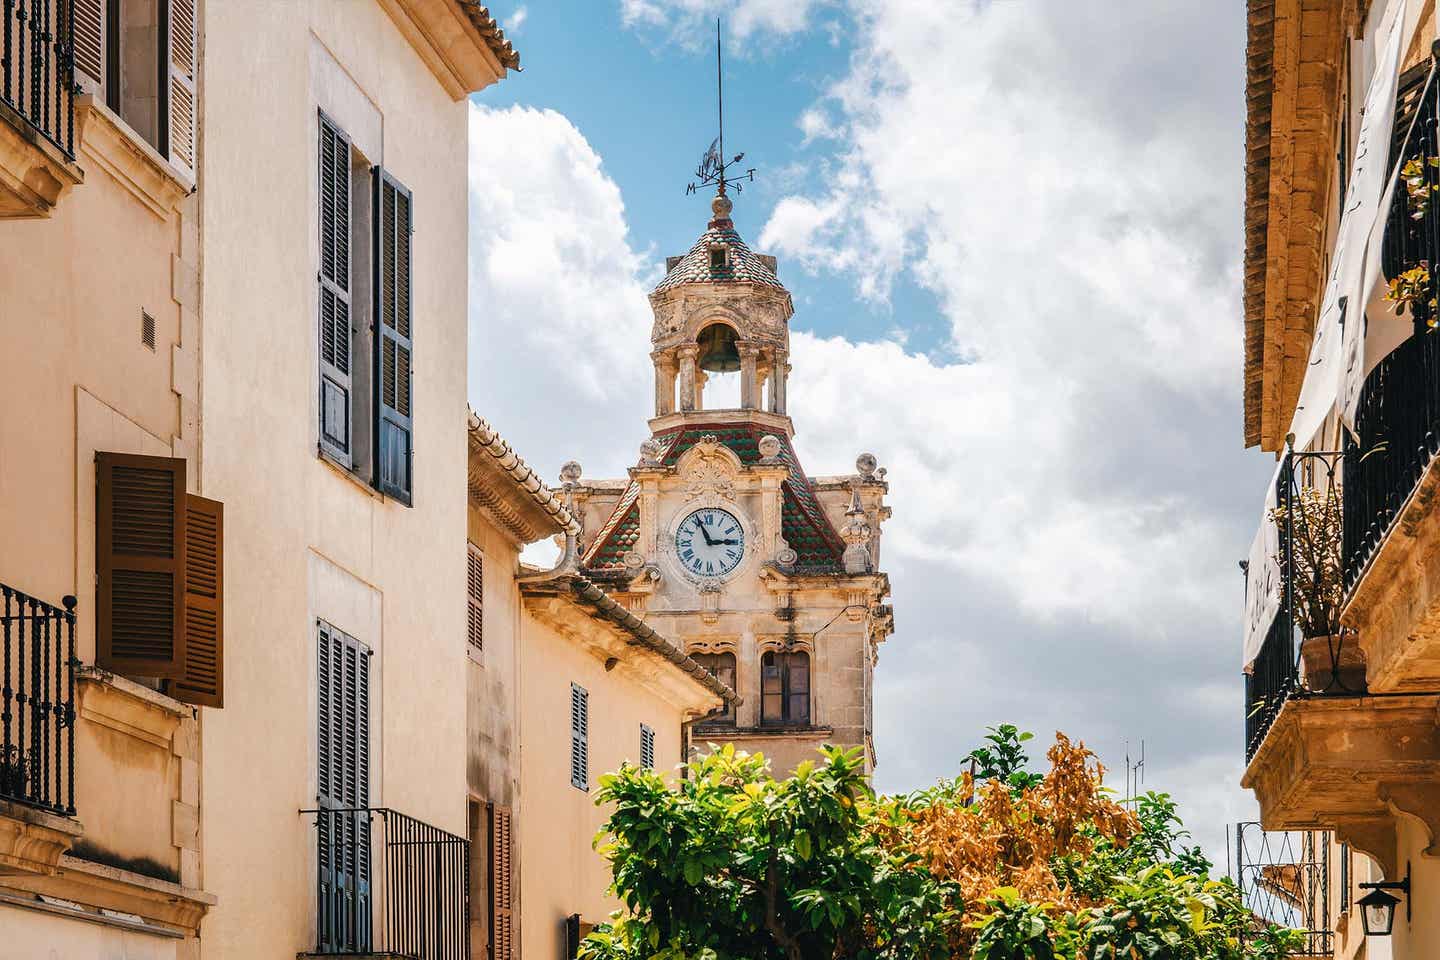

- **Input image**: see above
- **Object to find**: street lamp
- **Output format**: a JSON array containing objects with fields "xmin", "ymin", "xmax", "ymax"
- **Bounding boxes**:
[{"xmin": 1357, "ymin": 862, "xmax": 1411, "ymax": 937}]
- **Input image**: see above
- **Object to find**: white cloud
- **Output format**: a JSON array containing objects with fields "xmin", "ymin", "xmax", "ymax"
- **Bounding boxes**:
[
  {"xmin": 504, "ymin": 5, "xmax": 527, "ymax": 33},
  {"xmin": 620, "ymin": 0, "xmax": 831, "ymax": 46},
  {"xmin": 467, "ymin": 104, "xmax": 655, "ymax": 478}
]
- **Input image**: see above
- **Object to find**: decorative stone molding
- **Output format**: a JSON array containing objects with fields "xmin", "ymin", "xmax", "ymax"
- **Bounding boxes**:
[
  {"xmin": 1378, "ymin": 781, "xmax": 1440, "ymax": 859},
  {"xmin": 1333, "ymin": 816, "xmax": 1399, "ymax": 881},
  {"xmin": 6, "ymin": 853, "xmax": 215, "ymax": 934},
  {"xmin": 677, "ymin": 435, "xmax": 741, "ymax": 502},
  {"xmin": 75, "ymin": 96, "xmax": 191, "ymax": 221},
  {"xmin": 841, "ymin": 481, "xmax": 873, "ymax": 575},
  {"xmin": 1343, "ymin": 454, "xmax": 1440, "ymax": 691},
  {"xmin": 0, "ymin": 100, "xmax": 84, "ymax": 218},
  {"xmin": 0, "ymin": 800, "xmax": 83, "ymax": 876},
  {"xmin": 75, "ymin": 666, "xmax": 188, "ymax": 751},
  {"xmin": 1241, "ymin": 694, "xmax": 1440, "ymax": 857},
  {"xmin": 376, "ymin": 0, "xmax": 513, "ymax": 100}
]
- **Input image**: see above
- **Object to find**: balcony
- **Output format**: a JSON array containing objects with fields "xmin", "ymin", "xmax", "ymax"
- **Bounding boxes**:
[
  {"xmin": 0, "ymin": 582, "xmax": 82, "ymax": 875},
  {"xmin": 0, "ymin": 0, "xmax": 82, "ymax": 217},
  {"xmin": 301, "ymin": 807, "xmax": 470, "ymax": 960},
  {"xmin": 1341, "ymin": 73, "xmax": 1440, "ymax": 692}
]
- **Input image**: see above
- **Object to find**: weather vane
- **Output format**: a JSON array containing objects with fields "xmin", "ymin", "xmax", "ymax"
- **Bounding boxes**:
[{"xmin": 686, "ymin": 18, "xmax": 756, "ymax": 198}]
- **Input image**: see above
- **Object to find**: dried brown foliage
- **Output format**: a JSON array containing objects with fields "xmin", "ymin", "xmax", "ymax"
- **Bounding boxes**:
[{"xmin": 879, "ymin": 733, "xmax": 1138, "ymax": 953}]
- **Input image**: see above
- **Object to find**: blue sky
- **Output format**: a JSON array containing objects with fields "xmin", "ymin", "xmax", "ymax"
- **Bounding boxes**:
[
  {"xmin": 464, "ymin": 0, "xmax": 1278, "ymax": 864},
  {"xmin": 477, "ymin": 2, "xmax": 945, "ymax": 352}
]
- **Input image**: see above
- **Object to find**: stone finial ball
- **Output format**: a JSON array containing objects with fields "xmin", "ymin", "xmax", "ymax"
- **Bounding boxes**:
[
  {"xmin": 856, "ymin": 452, "xmax": 878, "ymax": 478},
  {"xmin": 758, "ymin": 435, "xmax": 783, "ymax": 459},
  {"xmin": 712, "ymin": 192, "xmax": 734, "ymax": 219},
  {"xmin": 559, "ymin": 460, "xmax": 582, "ymax": 483},
  {"xmin": 639, "ymin": 439, "xmax": 663, "ymax": 463}
]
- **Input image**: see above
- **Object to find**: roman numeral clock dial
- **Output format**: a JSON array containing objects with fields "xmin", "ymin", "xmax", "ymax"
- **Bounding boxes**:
[{"xmin": 674, "ymin": 508, "xmax": 746, "ymax": 578}]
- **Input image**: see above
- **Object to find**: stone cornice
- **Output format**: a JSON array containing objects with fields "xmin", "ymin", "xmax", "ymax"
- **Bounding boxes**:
[
  {"xmin": 376, "ymin": 0, "xmax": 513, "ymax": 100},
  {"xmin": 0, "ymin": 99, "xmax": 84, "ymax": 217}
]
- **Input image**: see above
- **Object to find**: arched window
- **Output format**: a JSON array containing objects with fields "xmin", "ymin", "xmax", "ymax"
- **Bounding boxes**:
[
  {"xmin": 761, "ymin": 650, "xmax": 810, "ymax": 726},
  {"xmin": 692, "ymin": 652, "xmax": 737, "ymax": 726}
]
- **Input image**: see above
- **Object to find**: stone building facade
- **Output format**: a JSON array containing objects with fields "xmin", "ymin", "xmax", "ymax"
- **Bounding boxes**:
[{"xmin": 568, "ymin": 191, "xmax": 894, "ymax": 776}]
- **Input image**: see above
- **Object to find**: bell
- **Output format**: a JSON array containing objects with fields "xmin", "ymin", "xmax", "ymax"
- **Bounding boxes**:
[{"xmin": 696, "ymin": 323, "xmax": 741, "ymax": 373}]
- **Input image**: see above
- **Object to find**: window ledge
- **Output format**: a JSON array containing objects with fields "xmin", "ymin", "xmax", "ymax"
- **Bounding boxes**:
[
  {"xmin": 1, "ymin": 852, "xmax": 215, "ymax": 935},
  {"xmin": 317, "ymin": 448, "xmax": 388, "ymax": 503},
  {"xmin": 694, "ymin": 725, "xmax": 833, "ymax": 740},
  {"xmin": 75, "ymin": 665, "xmax": 189, "ymax": 751},
  {"xmin": 0, "ymin": 99, "xmax": 84, "ymax": 217},
  {"xmin": 75, "ymin": 95, "xmax": 192, "ymax": 220}
]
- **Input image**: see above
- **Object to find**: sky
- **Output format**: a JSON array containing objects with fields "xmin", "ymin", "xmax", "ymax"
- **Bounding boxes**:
[{"xmin": 465, "ymin": 0, "xmax": 1279, "ymax": 865}]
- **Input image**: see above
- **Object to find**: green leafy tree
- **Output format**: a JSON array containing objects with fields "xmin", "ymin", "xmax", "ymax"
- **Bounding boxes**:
[
  {"xmin": 582, "ymin": 728, "xmax": 1302, "ymax": 960},
  {"xmin": 584, "ymin": 743, "xmax": 959, "ymax": 960}
]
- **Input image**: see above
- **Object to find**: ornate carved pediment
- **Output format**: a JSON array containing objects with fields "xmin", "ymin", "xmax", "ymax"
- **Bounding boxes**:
[{"xmin": 676, "ymin": 435, "xmax": 741, "ymax": 501}]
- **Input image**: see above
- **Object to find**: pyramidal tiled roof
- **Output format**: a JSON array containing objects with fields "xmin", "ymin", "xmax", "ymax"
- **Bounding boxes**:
[
  {"xmin": 583, "ymin": 424, "xmax": 845, "ymax": 575},
  {"xmin": 653, "ymin": 216, "xmax": 785, "ymax": 294}
]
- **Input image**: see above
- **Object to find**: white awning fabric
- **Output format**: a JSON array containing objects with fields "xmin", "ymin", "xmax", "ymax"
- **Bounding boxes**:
[
  {"xmin": 1288, "ymin": 10, "xmax": 1405, "ymax": 449},
  {"xmin": 1242, "ymin": 457, "xmax": 1285, "ymax": 670}
]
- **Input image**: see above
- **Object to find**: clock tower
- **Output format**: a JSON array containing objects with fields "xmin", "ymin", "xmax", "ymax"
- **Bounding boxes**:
[{"xmin": 566, "ymin": 190, "xmax": 894, "ymax": 775}]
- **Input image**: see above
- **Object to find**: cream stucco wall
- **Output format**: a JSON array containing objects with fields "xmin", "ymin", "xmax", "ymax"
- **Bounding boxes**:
[
  {"xmin": 198, "ymin": 2, "xmax": 476, "ymax": 956},
  {"xmin": 0, "ymin": 43, "xmax": 206, "ymax": 943},
  {"xmin": 517, "ymin": 608, "xmax": 693, "ymax": 960}
]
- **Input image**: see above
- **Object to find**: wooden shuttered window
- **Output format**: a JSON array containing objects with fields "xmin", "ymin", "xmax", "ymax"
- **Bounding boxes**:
[
  {"xmin": 161, "ymin": 0, "xmax": 197, "ymax": 173},
  {"xmin": 96, "ymin": 453, "xmax": 226, "ymax": 705},
  {"xmin": 570, "ymin": 683, "xmax": 588, "ymax": 791},
  {"xmin": 640, "ymin": 723, "xmax": 655, "ymax": 770},
  {"xmin": 692, "ymin": 652, "xmax": 737, "ymax": 725},
  {"xmin": 72, "ymin": 0, "xmax": 105, "ymax": 86},
  {"xmin": 373, "ymin": 169, "xmax": 414, "ymax": 504},
  {"xmin": 488, "ymin": 803, "xmax": 514, "ymax": 960},
  {"xmin": 96, "ymin": 453, "xmax": 186, "ymax": 678},
  {"xmin": 319, "ymin": 112, "xmax": 354, "ymax": 465},
  {"xmin": 167, "ymin": 494, "xmax": 223, "ymax": 706},
  {"xmin": 467, "ymin": 546, "xmax": 483, "ymax": 652}
]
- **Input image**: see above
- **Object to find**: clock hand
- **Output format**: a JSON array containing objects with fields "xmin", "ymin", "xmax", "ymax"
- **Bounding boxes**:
[
  {"xmin": 698, "ymin": 524, "xmax": 717, "ymax": 547},
  {"xmin": 716, "ymin": 539, "xmax": 740, "ymax": 545}
]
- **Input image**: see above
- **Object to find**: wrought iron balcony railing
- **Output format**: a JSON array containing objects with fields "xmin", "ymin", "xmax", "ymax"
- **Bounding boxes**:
[
  {"xmin": 1230, "ymin": 822, "xmax": 1333, "ymax": 956},
  {"xmin": 1344, "ymin": 61, "xmax": 1440, "ymax": 589},
  {"xmin": 1245, "ymin": 451, "xmax": 1348, "ymax": 762},
  {"xmin": 0, "ymin": 583, "xmax": 76, "ymax": 816},
  {"xmin": 302, "ymin": 806, "xmax": 470, "ymax": 960},
  {"xmin": 1, "ymin": 0, "xmax": 77, "ymax": 159}
]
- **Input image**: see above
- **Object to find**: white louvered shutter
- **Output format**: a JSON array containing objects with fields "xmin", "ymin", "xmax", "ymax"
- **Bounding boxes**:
[{"xmin": 164, "ymin": 0, "xmax": 197, "ymax": 174}]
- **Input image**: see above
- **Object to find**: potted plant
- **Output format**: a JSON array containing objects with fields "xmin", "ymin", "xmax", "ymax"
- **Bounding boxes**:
[{"xmin": 1270, "ymin": 484, "xmax": 1365, "ymax": 692}]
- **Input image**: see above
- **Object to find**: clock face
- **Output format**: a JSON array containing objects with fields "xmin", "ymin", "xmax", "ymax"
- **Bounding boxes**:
[{"xmin": 674, "ymin": 508, "xmax": 746, "ymax": 579}]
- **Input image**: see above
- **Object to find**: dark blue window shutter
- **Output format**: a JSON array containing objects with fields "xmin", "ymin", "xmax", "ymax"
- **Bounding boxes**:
[
  {"xmin": 373, "ymin": 168, "xmax": 414, "ymax": 504},
  {"xmin": 570, "ymin": 683, "xmax": 589, "ymax": 790},
  {"xmin": 318, "ymin": 113, "xmax": 352, "ymax": 465},
  {"xmin": 316, "ymin": 621, "xmax": 372, "ymax": 952}
]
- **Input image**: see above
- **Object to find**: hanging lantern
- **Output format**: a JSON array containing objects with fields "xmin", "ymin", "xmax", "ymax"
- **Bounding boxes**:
[{"xmin": 1357, "ymin": 863, "xmax": 1410, "ymax": 938}]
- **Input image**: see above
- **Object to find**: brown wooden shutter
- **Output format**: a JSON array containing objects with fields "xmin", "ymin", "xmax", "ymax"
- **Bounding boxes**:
[
  {"xmin": 72, "ymin": 0, "xmax": 105, "ymax": 86},
  {"xmin": 167, "ymin": 494, "xmax": 223, "ymax": 707},
  {"xmin": 373, "ymin": 168, "xmax": 413, "ymax": 504},
  {"xmin": 467, "ymin": 545, "xmax": 483, "ymax": 652},
  {"xmin": 488, "ymin": 804, "xmax": 514, "ymax": 960},
  {"xmin": 96, "ymin": 453, "xmax": 186, "ymax": 678},
  {"xmin": 319, "ymin": 113, "xmax": 354, "ymax": 465},
  {"xmin": 160, "ymin": 0, "xmax": 197, "ymax": 173}
]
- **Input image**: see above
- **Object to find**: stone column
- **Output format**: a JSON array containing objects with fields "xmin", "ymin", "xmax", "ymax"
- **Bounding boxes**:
[
  {"xmin": 652, "ymin": 350, "xmax": 678, "ymax": 416},
  {"xmin": 738, "ymin": 342, "xmax": 759, "ymax": 410},
  {"xmin": 678, "ymin": 344, "xmax": 699, "ymax": 412},
  {"xmin": 769, "ymin": 351, "xmax": 789, "ymax": 414}
]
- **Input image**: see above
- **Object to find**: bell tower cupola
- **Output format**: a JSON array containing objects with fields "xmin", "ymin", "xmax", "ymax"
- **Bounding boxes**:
[{"xmin": 648, "ymin": 190, "xmax": 795, "ymax": 427}]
